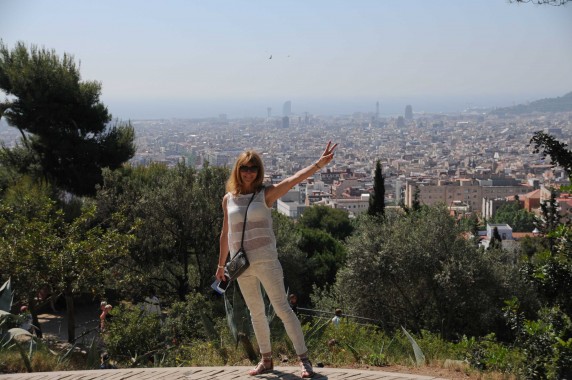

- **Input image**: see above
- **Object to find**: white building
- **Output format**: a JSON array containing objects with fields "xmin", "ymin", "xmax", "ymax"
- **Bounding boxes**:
[
  {"xmin": 319, "ymin": 194, "xmax": 370, "ymax": 218},
  {"xmin": 276, "ymin": 199, "xmax": 307, "ymax": 219},
  {"xmin": 480, "ymin": 223, "xmax": 519, "ymax": 252}
]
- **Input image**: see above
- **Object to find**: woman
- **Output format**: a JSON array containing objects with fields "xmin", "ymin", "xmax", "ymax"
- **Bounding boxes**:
[
  {"xmin": 216, "ymin": 141, "xmax": 337, "ymax": 377},
  {"xmin": 99, "ymin": 302, "xmax": 112, "ymax": 332}
]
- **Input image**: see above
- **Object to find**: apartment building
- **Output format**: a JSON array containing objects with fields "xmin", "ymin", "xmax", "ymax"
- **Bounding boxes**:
[
  {"xmin": 404, "ymin": 178, "xmax": 531, "ymax": 214},
  {"xmin": 318, "ymin": 194, "xmax": 370, "ymax": 218}
]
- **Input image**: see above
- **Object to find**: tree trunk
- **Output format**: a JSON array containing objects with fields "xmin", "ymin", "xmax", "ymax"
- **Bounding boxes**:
[
  {"xmin": 180, "ymin": 243, "xmax": 189, "ymax": 301},
  {"xmin": 28, "ymin": 296, "xmax": 42, "ymax": 338},
  {"xmin": 64, "ymin": 290, "xmax": 76, "ymax": 343}
]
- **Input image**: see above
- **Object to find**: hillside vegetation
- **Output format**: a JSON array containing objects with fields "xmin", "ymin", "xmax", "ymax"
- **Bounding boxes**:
[{"xmin": 491, "ymin": 91, "xmax": 572, "ymax": 116}]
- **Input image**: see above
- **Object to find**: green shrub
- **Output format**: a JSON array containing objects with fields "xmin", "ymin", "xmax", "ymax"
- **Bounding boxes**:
[
  {"xmin": 554, "ymin": 337, "xmax": 572, "ymax": 379},
  {"xmin": 505, "ymin": 305, "xmax": 572, "ymax": 379},
  {"xmin": 521, "ymin": 319, "xmax": 554, "ymax": 379},
  {"xmin": 457, "ymin": 334, "xmax": 523, "ymax": 374},
  {"xmin": 302, "ymin": 319, "xmax": 429, "ymax": 367},
  {"xmin": 157, "ymin": 317, "xmax": 252, "ymax": 367},
  {"xmin": 166, "ymin": 342, "xmax": 227, "ymax": 366},
  {"xmin": 414, "ymin": 330, "xmax": 461, "ymax": 362},
  {"xmin": 161, "ymin": 292, "xmax": 214, "ymax": 344},
  {"xmin": 102, "ymin": 303, "xmax": 164, "ymax": 363}
]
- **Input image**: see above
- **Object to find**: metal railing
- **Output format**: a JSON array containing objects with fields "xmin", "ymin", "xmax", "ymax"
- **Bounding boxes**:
[{"xmin": 296, "ymin": 307, "xmax": 386, "ymax": 327}]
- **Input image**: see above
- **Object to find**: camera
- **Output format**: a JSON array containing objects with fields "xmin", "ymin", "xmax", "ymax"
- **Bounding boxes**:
[{"xmin": 211, "ymin": 277, "xmax": 230, "ymax": 294}]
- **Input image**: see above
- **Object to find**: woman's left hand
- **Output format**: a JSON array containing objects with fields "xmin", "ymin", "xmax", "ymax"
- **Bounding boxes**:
[{"xmin": 316, "ymin": 141, "xmax": 338, "ymax": 168}]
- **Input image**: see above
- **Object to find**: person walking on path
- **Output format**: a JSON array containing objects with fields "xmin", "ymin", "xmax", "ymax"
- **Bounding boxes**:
[
  {"xmin": 331, "ymin": 309, "xmax": 343, "ymax": 327},
  {"xmin": 216, "ymin": 141, "xmax": 338, "ymax": 378},
  {"xmin": 99, "ymin": 302, "xmax": 112, "ymax": 332},
  {"xmin": 19, "ymin": 305, "xmax": 34, "ymax": 335},
  {"xmin": 289, "ymin": 293, "xmax": 299, "ymax": 316}
]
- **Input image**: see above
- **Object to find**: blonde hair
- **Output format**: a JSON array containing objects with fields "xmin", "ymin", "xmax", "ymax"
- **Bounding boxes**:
[{"xmin": 226, "ymin": 150, "xmax": 264, "ymax": 195}]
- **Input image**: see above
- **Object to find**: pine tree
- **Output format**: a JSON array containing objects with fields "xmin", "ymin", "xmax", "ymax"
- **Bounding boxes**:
[{"xmin": 0, "ymin": 41, "xmax": 135, "ymax": 196}]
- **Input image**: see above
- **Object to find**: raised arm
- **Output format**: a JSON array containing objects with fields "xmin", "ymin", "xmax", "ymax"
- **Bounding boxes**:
[
  {"xmin": 216, "ymin": 194, "xmax": 230, "ymax": 281},
  {"xmin": 265, "ymin": 141, "xmax": 338, "ymax": 207}
]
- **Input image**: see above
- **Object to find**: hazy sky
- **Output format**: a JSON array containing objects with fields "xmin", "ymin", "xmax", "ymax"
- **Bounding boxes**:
[{"xmin": 1, "ymin": 0, "xmax": 571, "ymax": 118}]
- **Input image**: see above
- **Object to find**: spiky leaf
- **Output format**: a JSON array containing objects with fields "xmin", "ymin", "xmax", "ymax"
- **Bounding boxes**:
[
  {"xmin": 401, "ymin": 326, "xmax": 425, "ymax": 366},
  {"xmin": 0, "ymin": 279, "xmax": 13, "ymax": 312}
]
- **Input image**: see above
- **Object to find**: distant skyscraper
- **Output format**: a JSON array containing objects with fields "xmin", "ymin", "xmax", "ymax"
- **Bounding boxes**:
[
  {"xmin": 404, "ymin": 105, "xmax": 413, "ymax": 120},
  {"xmin": 376, "ymin": 101, "xmax": 380, "ymax": 120},
  {"xmin": 282, "ymin": 116, "xmax": 290, "ymax": 129},
  {"xmin": 283, "ymin": 101, "xmax": 292, "ymax": 116},
  {"xmin": 267, "ymin": 107, "xmax": 272, "ymax": 118}
]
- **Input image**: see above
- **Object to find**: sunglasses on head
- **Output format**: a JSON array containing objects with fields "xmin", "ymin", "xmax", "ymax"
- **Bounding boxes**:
[{"xmin": 239, "ymin": 165, "xmax": 259, "ymax": 173}]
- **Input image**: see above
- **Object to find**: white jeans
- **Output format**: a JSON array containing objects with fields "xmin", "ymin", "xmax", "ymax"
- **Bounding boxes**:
[{"xmin": 237, "ymin": 259, "xmax": 308, "ymax": 355}]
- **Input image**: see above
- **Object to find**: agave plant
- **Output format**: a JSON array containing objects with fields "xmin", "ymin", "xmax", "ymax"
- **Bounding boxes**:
[
  {"xmin": 401, "ymin": 326, "xmax": 426, "ymax": 366},
  {"xmin": 0, "ymin": 278, "xmax": 13, "ymax": 312},
  {"xmin": 0, "ymin": 278, "xmax": 37, "ymax": 372},
  {"xmin": 2, "ymin": 327, "xmax": 35, "ymax": 372},
  {"xmin": 223, "ymin": 281, "xmax": 258, "ymax": 361},
  {"xmin": 0, "ymin": 279, "xmax": 16, "ymax": 333}
]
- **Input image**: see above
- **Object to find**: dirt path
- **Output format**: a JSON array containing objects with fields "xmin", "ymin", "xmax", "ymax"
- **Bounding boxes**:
[{"xmin": 37, "ymin": 302, "xmax": 100, "ymax": 343}]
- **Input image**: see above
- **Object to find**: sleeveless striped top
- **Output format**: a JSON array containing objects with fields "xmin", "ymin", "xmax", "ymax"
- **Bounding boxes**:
[{"xmin": 226, "ymin": 188, "xmax": 278, "ymax": 263}]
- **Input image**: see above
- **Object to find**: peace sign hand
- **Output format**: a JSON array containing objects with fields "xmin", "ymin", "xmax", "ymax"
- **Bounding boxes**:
[{"xmin": 316, "ymin": 141, "xmax": 338, "ymax": 168}]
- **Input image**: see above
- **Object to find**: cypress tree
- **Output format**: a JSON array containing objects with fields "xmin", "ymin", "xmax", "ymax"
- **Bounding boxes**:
[
  {"xmin": 412, "ymin": 186, "xmax": 422, "ymax": 212},
  {"xmin": 489, "ymin": 226, "xmax": 503, "ymax": 250},
  {"xmin": 368, "ymin": 160, "xmax": 385, "ymax": 217}
]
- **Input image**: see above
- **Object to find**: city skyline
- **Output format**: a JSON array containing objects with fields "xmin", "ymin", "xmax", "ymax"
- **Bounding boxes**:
[{"xmin": 1, "ymin": 0, "xmax": 571, "ymax": 119}]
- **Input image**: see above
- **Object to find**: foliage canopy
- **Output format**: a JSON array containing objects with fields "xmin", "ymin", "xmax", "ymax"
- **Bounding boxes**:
[
  {"xmin": 95, "ymin": 162, "xmax": 228, "ymax": 300},
  {"xmin": 0, "ymin": 41, "xmax": 135, "ymax": 196}
]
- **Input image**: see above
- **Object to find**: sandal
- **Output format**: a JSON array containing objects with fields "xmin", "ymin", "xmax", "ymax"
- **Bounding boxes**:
[
  {"xmin": 248, "ymin": 357, "xmax": 273, "ymax": 376},
  {"xmin": 300, "ymin": 357, "xmax": 314, "ymax": 378}
]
